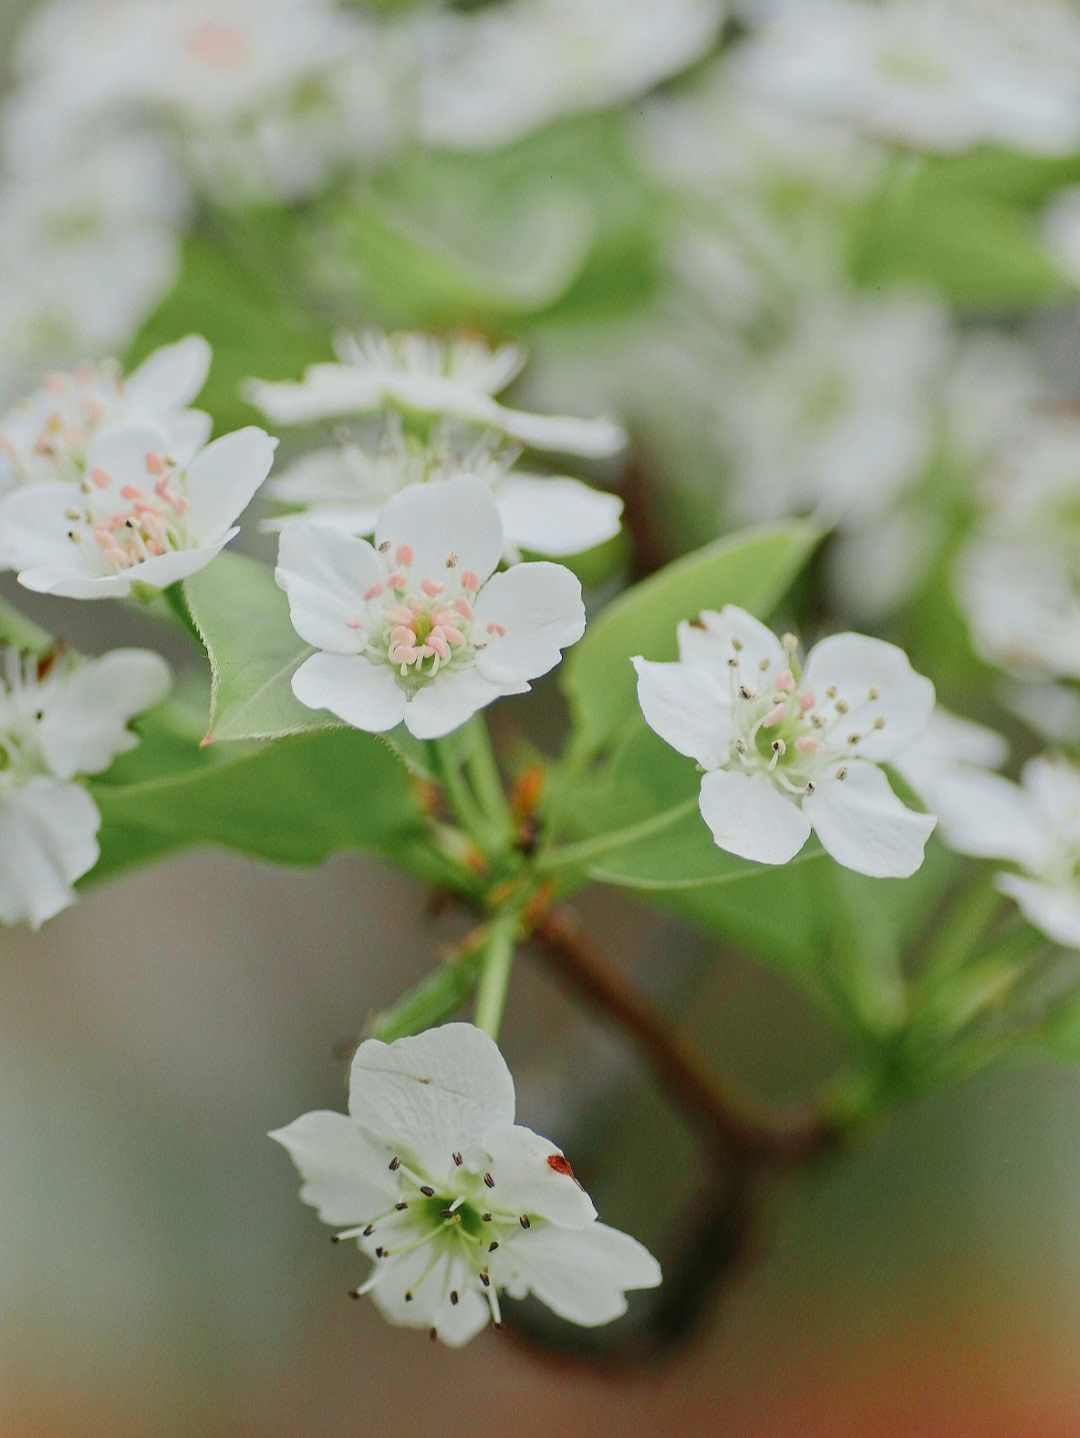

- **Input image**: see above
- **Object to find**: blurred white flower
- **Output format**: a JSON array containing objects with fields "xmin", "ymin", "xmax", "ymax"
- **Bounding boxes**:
[
  {"xmin": 265, "ymin": 421, "xmax": 622, "ymax": 561},
  {"xmin": 276, "ymin": 476, "xmax": 586, "ymax": 740},
  {"xmin": 634, "ymin": 605, "xmax": 936, "ymax": 875},
  {"xmin": 0, "ymin": 644, "xmax": 171, "ymax": 928},
  {"xmin": 412, "ymin": 0, "xmax": 725, "ymax": 151},
  {"xmin": 720, "ymin": 290, "xmax": 949, "ymax": 525},
  {"xmin": 1042, "ymin": 186, "xmax": 1080, "ymax": 286},
  {"xmin": 736, "ymin": 0, "xmax": 1080, "ymax": 155},
  {"xmin": 0, "ymin": 337, "xmax": 211, "ymax": 497},
  {"xmin": 893, "ymin": 706, "xmax": 1009, "ymax": 804},
  {"xmin": 0, "ymin": 130, "xmax": 187, "ymax": 401},
  {"xmin": 248, "ymin": 330, "xmax": 626, "ymax": 459},
  {"xmin": 955, "ymin": 414, "xmax": 1080, "ymax": 678},
  {"xmin": 916, "ymin": 753, "xmax": 1080, "ymax": 949},
  {"xmin": 271, "ymin": 1022, "xmax": 662, "ymax": 1346},
  {"xmin": 0, "ymin": 424, "xmax": 276, "ymax": 598}
]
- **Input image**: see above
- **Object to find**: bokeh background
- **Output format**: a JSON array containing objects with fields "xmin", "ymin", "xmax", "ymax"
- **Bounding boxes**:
[{"xmin": 5, "ymin": 0, "xmax": 1080, "ymax": 1432}]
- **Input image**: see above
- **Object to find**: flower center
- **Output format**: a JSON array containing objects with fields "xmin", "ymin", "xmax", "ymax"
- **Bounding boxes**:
[
  {"xmin": 65, "ymin": 449, "xmax": 191, "ymax": 571},
  {"xmin": 349, "ymin": 541, "xmax": 507, "ymax": 691},
  {"xmin": 722, "ymin": 632, "xmax": 886, "ymax": 797},
  {"xmin": 0, "ymin": 362, "xmax": 122, "ymax": 486}
]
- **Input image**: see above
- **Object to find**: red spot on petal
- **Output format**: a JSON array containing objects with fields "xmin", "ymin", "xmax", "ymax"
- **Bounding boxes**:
[{"xmin": 546, "ymin": 1153, "xmax": 574, "ymax": 1178}]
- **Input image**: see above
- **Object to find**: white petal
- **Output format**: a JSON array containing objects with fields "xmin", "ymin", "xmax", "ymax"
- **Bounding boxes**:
[
  {"xmin": 915, "ymin": 767, "xmax": 1045, "ymax": 868},
  {"xmin": 633, "ymin": 657, "xmax": 732, "ymax": 769},
  {"xmin": 276, "ymin": 523, "xmax": 380, "ymax": 653},
  {"xmin": 494, "ymin": 473, "xmax": 623, "ymax": 556},
  {"xmin": 1023, "ymin": 756, "xmax": 1080, "ymax": 850},
  {"xmin": 37, "ymin": 649, "xmax": 171, "ymax": 778},
  {"xmin": 265, "ymin": 448, "xmax": 360, "ymax": 507},
  {"xmin": 375, "ymin": 476, "xmax": 504, "ymax": 586},
  {"xmin": 484, "ymin": 402, "xmax": 627, "ymax": 459},
  {"xmin": 1, "ymin": 482, "xmax": 109, "ymax": 581},
  {"xmin": 372, "ymin": 1252, "xmax": 491, "ymax": 1345},
  {"xmin": 680, "ymin": 606, "xmax": 788, "ymax": 679},
  {"xmin": 269, "ymin": 1112, "xmax": 399, "ymax": 1225},
  {"xmin": 161, "ymin": 409, "xmax": 213, "ymax": 466},
  {"xmin": 347, "ymin": 1024, "xmax": 516, "ymax": 1179},
  {"xmin": 125, "ymin": 335, "xmax": 211, "ymax": 411},
  {"xmin": 480, "ymin": 1123, "xmax": 597, "ymax": 1228},
  {"xmin": 183, "ymin": 427, "xmax": 277, "ymax": 538},
  {"xmin": 472, "ymin": 562, "xmax": 586, "ymax": 686},
  {"xmin": 804, "ymin": 760, "xmax": 935, "ymax": 877},
  {"xmin": 402, "ymin": 667, "xmax": 509, "ymax": 740},
  {"xmin": 244, "ymin": 366, "xmax": 383, "ymax": 424},
  {"xmin": 802, "ymin": 632, "xmax": 935, "ymax": 760},
  {"xmin": 292, "ymin": 653, "xmax": 405, "ymax": 733},
  {"xmin": 996, "ymin": 874, "xmax": 1080, "ymax": 950},
  {"xmin": 0, "ymin": 777, "xmax": 100, "ymax": 929},
  {"xmin": 498, "ymin": 1222, "xmax": 661, "ymax": 1327},
  {"xmin": 698, "ymin": 768, "xmax": 812, "ymax": 864},
  {"xmin": 84, "ymin": 421, "xmax": 172, "ymax": 479}
]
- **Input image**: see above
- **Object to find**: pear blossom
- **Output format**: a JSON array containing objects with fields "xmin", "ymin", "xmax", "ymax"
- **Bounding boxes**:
[
  {"xmin": 0, "ymin": 336, "xmax": 211, "ymax": 497},
  {"xmin": 0, "ymin": 422, "xmax": 276, "ymax": 597},
  {"xmin": 735, "ymin": 0, "xmax": 1080, "ymax": 156},
  {"xmin": 410, "ymin": 0, "xmax": 725, "ymax": 152},
  {"xmin": 246, "ymin": 330, "xmax": 626, "ymax": 460},
  {"xmin": 633, "ymin": 606, "xmax": 936, "ymax": 876},
  {"xmin": 263, "ymin": 421, "xmax": 622, "ymax": 561},
  {"xmin": 271, "ymin": 1023, "xmax": 662, "ymax": 1346},
  {"xmin": 0, "ymin": 643, "xmax": 171, "ymax": 928},
  {"xmin": 276, "ymin": 477, "xmax": 586, "ymax": 740},
  {"xmin": 915, "ymin": 754, "xmax": 1080, "ymax": 950}
]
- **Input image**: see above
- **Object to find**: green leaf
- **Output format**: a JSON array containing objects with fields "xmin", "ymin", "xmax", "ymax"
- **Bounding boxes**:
[
  {"xmin": 559, "ymin": 520, "xmax": 821, "ymax": 763},
  {"xmin": 86, "ymin": 718, "xmax": 428, "ymax": 882},
  {"xmin": 182, "ymin": 549, "xmax": 336, "ymax": 742}
]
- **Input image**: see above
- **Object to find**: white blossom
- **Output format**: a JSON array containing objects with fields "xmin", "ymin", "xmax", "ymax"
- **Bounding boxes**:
[
  {"xmin": 0, "ymin": 337, "xmax": 211, "ymax": 497},
  {"xmin": 634, "ymin": 606, "xmax": 936, "ymax": 876},
  {"xmin": 0, "ymin": 422, "xmax": 276, "ymax": 597},
  {"xmin": 410, "ymin": 0, "xmax": 725, "ymax": 152},
  {"xmin": 276, "ymin": 477, "xmax": 586, "ymax": 740},
  {"xmin": 954, "ymin": 415, "xmax": 1080, "ymax": 679},
  {"xmin": 271, "ymin": 1023, "xmax": 661, "ymax": 1346},
  {"xmin": 264, "ymin": 421, "xmax": 622, "ymax": 561},
  {"xmin": 0, "ymin": 644, "xmax": 171, "ymax": 928},
  {"xmin": 736, "ymin": 0, "xmax": 1080, "ymax": 156},
  {"xmin": 916, "ymin": 754, "xmax": 1080, "ymax": 950},
  {"xmin": 246, "ymin": 330, "xmax": 626, "ymax": 459}
]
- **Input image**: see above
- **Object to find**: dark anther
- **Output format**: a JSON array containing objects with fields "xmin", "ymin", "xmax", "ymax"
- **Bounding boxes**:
[
  {"xmin": 362, "ymin": 1224, "xmax": 374, "ymax": 1237},
  {"xmin": 452, "ymin": 1152, "xmax": 463, "ymax": 1166},
  {"xmin": 450, "ymin": 1291, "xmax": 459, "ymax": 1306},
  {"xmin": 420, "ymin": 1184, "xmax": 435, "ymax": 1197},
  {"xmin": 389, "ymin": 1156, "xmax": 400, "ymax": 1171},
  {"xmin": 483, "ymin": 1173, "xmax": 495, "ymax": 1188},
  {"xmin": 395, "ymin": 1201, "xmax": 409, "ymax": 1211},
  {"xmin": 488, "ymin": 1242, "xmax": 499, "ymax": 1252},
  {"xmin": 519, "ymin": 1215, "xmax": 531, "ymax": 1229}
]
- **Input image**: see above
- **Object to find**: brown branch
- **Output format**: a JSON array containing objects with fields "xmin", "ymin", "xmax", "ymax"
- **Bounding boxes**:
[{"xmin": 531, "ymin": 905, "xmax": 840, "ymax": 1166}]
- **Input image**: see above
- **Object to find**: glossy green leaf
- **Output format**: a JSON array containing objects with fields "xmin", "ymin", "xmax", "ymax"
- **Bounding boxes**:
[{"xmin": 183, "ymin": 549, "xmax": 335, "ymax": 742}]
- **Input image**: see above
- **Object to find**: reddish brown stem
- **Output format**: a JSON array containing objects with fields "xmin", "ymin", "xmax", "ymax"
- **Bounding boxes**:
[{"xmin": 532, "ymin": 906, "xmax": 839, "ymax": 1166}]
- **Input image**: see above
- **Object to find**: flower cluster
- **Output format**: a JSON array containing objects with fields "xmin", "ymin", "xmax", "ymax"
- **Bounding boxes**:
[
  {"xmin": 248, "ymin": 328, "xmax": 625, "ymax": 562},
  {"xmin": 0, "ymin": 340, "xmax": 276, "ymax": 598},
  {"xmin": 272, "ymin": 1023, "xmax": 662, "ymax": 1345},
  {"xmin": 634, "ymin": 606, "xmax": 937, "ymax": 876},
  {"xmin": 0, "ymin": 643, "xmax": 171, "ymax": 928}
]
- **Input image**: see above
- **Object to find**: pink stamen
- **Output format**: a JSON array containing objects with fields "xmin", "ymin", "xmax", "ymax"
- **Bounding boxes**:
[
  {"xmin": 91, "ymin": 467, "xmax": 111, "ymax": 489},
  {"xmin": 395, "ymin": 543, "xmax": 414, "ymax": 566},
  {"xmin": 387, "ymin": 572, "xmax": 408, "ymax": 589},
  {"xmin": 454, "ymin": 596, "xmax": 474, "ymax": 619},
  {"xmin": 145, "ymin": 451, "xmax": 166, "ymax": 476},
  {"xmin": 795, "ymin": 736, "xmax": 823, "ymax": 755},
  {"xmin": 441, "ymin": 625, "xmax": 464, "ymax": 645},
  {"xmin": 429, "ymin": 633, "xmax": 450, "ymax": 660},
  {"xmin": 384, "ymin": 603, "xmax": 413, "ymax": 624},
  {"xmin": 363, "ymin": 582, "xmax": 384, "ymax": 601},
  {"xmin": 44, "ymin": 372, "xmax": 67, "ymax": 395},
  {"xmin": 775, "ymin": 669, "xmax": 796, "ymax": 693},
  {"xmin": 121, "ymin": 484, "xmax": 143, "ymax": 500},
  {"xmin": 461, "ymin": 570, "xmax": 480, "ymax": 591},
  {"xmin": 762, "ymin": 702, "xmax": 787, "ymax": 727},
  {"xmin": 798, "ymin": 691, "xmax": 816, "ymax": 712},
  {"xmin": 184, "ymin": 21, "xmax": 252, "ymax": 69},
  {"xmin": 81, "ymin": 397, "xmax": 105, "ymax": 421},
  {"xmin": 486, "ymin": 621, "xmax": 507, "ymax": 637},
  {"xmin": 421, "ymin": 577, "xmax": 444, "ymax": 597}
]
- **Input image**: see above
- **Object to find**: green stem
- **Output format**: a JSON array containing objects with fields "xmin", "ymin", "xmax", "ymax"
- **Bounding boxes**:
[
  {"xmin": 534, "ymin": 796, "xmax": 700, "ymax": 874},
  {"xmin": 429, "ymin": 734, "xmax": 501, "ymax": 855},
  {"xmin": 474, "ymin": 908, "xmax": 520, "ymax": 1039},
  {"xmin": 460, "ymin": 715, "xmax": 514, "ymax": 851},
  {"xmin": 371, "ymin": 946, "xmax": 483, "ymax": 1043},
  {"xmin": 913, "ymin": 870, "xmax": 1008, "ymax": 995}
]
